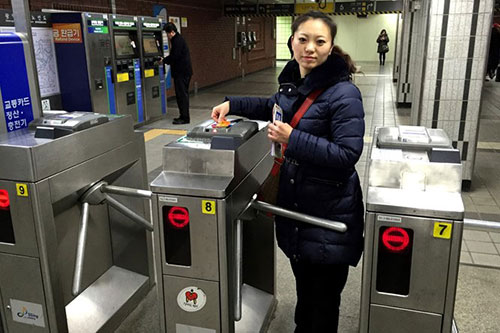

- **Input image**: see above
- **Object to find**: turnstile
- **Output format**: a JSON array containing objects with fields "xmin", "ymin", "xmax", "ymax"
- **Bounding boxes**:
[
  {"xmin": 360, "ymin": 126, "xmax": 464, "ymax": 333},
  {"xmin": 0, "ymin": 112, "xmax": 154, "ymax": 332},
  {"xmin": 150, "ymin": 119, "xmax": 277, "ymax": 332}
]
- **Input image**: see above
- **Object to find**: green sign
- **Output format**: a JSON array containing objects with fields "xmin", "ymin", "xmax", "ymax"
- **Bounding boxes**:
[{"xmin": 88, "ymin": 26, "xmax": 109, "ymax": 34}]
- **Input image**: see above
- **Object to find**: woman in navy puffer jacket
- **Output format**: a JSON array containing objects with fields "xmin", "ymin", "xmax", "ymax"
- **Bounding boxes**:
[{"xmin": 212, "ymin": 11, "xmax": 364, "ymax": 332}]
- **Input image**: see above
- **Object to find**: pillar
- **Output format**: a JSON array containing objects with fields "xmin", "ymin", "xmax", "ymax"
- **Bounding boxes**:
[{"xmin": 416, "ymin": 0, "xmax": 495, "ymax": 189}]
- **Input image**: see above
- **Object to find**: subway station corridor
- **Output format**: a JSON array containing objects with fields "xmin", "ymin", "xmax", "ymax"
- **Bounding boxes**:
[{"xmin": 115, "ymin": 61, "xmax": 500, "ymax": 333}]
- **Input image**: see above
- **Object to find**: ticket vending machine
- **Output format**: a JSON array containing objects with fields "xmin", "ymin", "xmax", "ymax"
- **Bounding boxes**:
[
  {"xmin": 109, "ymin": 15, "xmax": 145, "ymax": 126},
  {"xmin": 0, "ymin": 32, "xmax": 39, "ymax": 135},
  {"xmin": 138, "ymin": 16, "xmax": 166, "ymax": 122},
  {"xmin": 151, "ymin": 119, "xmax": 277, "ymax": 332},
  {"xmin": 52, "ymin": 12, "xmax": 115, "ymax": 115},
  {"xmin": 360, "ymin": 126, "xmax": 463, "ymax": 333}
]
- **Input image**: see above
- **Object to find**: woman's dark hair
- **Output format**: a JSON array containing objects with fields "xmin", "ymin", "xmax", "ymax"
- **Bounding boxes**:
[
  {"xmin": 164, "ymin": 22, "xmax": 177, "ymax": 33},
  {"xmin": 287, "ymin": 35, "xmax": 293, "ymax": 58},
  {"xmin": 291, "ymin": 11, "xmax": 357, "ymax": 74},
  {"xmin": 380, "ymin": 29, "xmax": 387, "ymax": 35}
]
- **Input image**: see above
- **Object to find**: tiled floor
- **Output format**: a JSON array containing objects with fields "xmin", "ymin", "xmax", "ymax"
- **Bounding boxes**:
[
  {"xmin": 116, "ymin": 61, "xmax": 500, "ymax": 333},
  {"xmin": 461, "ymin": 230, "xmax": 500, "ymax": 268}
]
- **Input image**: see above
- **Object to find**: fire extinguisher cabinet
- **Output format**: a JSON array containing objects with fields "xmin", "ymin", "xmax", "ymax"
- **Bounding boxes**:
[{"xmin": 359, "ymin": 126, "xmax": 464, "ymax": 333}]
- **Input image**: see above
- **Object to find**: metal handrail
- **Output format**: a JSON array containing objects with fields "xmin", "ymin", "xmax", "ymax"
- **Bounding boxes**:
[
  {"xmin": 232, "ymin": 195, "xmax": 348, "ymax": 321},
  {"xmin": 463, "ymin": 218, "xmax": 500, "ymax": 232},
  {"xmin": 72, "ymin": 202, "xmax": 90, "ymax": 296},
  {"xmin": 234, "ymin": 219, "xmax": 243, "ymax": 321},
  {"xmin": 251, "ymin": 199, "xmax": 348, "ymax": 233},
  {"xmin": 103, "ymin": 194, "xmax": 153, "ymax": 232},
  {"xmin": 72, "ymin": 182, "xmax": 153, "ymax": 296},
  {"xmin": 101, "ymin": 185, "xmax": 152, "ymax": 199}
]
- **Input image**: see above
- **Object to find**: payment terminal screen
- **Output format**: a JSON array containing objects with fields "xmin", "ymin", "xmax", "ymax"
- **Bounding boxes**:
[
  {"xmin": 143, "ymin": 35, "xmax": 160, "ymax": 55},
  {"xmin": 114, "ymin": 34, "xmax": 135, "ymax": 57}
]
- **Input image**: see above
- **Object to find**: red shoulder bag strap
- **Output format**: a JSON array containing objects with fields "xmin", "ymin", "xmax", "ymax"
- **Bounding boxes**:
[{"xmin": 270, "ymin": 88, "xmax": 324, "ymax": 176}]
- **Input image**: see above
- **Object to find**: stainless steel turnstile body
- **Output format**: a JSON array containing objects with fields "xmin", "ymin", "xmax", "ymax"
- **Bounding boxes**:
[
  {"xmin": 151, "ymin": 119, "xmax": 276, "ymax": 332},
  {"xmin": 360, "ymin": 126, "xmax": 464, "ymax": 333},
  {"xmin": 0, "ymin": 115, "xmax": 153, "ymax": 332}
]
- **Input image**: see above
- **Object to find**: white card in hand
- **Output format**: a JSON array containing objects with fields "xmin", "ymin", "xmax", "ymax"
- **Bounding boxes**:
[{"xmin": 271, "ymin": 104, "xmax": 283, "ymax": 158}]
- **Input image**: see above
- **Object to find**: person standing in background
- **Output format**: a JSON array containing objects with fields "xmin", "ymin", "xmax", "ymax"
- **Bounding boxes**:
[
  {"xmin": 161, "ymin": 22, "xmax": 193, "ymax": 124},
  {"xmin": 376, "ymin": 29, "xmax": 389, "ymax": 66},
  {"xmin": 486, "ymin": 23, "xmax": 500, "ymax": 81}
]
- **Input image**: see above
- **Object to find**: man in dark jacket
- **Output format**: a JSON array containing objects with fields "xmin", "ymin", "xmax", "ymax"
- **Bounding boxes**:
[
  {"xmin": 487, "ymin": 23, "xmax": 500, "ymax": 81},
  {"xmin": 162, "ymin": 22, "xmax": 193, "ymax": 124}
]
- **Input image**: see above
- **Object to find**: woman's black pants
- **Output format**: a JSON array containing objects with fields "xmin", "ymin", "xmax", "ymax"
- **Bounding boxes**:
[
  {"xmin": 379, "ymin": 52, "xmax": 386, "ymax": 65},
  {"xmin": 290, "ymin": 260, "xmax": 349, "ymax": 333}
]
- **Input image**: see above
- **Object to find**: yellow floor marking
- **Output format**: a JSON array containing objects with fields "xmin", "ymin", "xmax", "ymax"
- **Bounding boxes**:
[
  {"xmin": 477, "ymin": 141, "xmax": 500, "ymax": 150},
  {"xmin": 144, "ymin": 129, "xmax": 187, "ymax": 142}
]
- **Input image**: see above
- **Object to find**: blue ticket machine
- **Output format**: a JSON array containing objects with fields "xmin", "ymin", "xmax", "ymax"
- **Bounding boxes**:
[
  {"xmin": 0, "ymin": 32, "xmax": 38, "ymax": 135},
  {"xmin": 52, "ymin": 12, "xmax": 116, "ymax": 115},
  {"xmin": 109, "ymin": 15, "xmax": 145, "ymax": 125}
]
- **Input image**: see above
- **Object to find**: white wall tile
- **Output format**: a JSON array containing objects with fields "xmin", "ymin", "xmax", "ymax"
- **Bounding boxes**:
[
  {"xmin": 447, "ymin": 79, "xmax": 454, "ymax": 101},
  {"xmin": 438, "ymin": 0, "xmax": 445, "ymax": 15},
  {"xmin": 471, "ymin": 79, "xmax": 482, "ymax": 101},
  {"xmin": 433, "ymin": 15, "xmax": 442, "ymax": 38},
  {"xmin": 470, "ymin": 58, "xmax": 480, "ymax": 79},
  {"xmin": 478, "ymin": 0, "xmax": 484, "ymax": 13},
  {"xmin": 464, "ymin": 14, "xmax": 472, "ymax": 36}
]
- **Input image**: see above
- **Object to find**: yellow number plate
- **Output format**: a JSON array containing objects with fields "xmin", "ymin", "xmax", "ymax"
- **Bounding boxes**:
[
  {"xmin": 16, "ymin": 183, "xmax": 28, "ymax": 197},
  {"xmin": 144, "ymin": 69, "xmax": 155, "ymax": 78},
  {"xmin": 202, "ymin": 200, "xmax": 216, "ymax": 215},
  {"xmin": 117, "ymin": 72, "xmax": 129, "ymax": 82},
  {"xmin": 433, "ymin": 222, "xmax": 452, "ymax": 239}
]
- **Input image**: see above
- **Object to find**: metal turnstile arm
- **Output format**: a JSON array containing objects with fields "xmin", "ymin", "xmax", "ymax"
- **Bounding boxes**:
[
  {"xmin": 251, "ymin": 199, "xmax": 347, "ymax": 232},
  {"xmin": 103, "ymin": 194, "xmax": 154, "ymax": 231},
  {"xmin": 232, "ymin": 196, "xmax": 347, "ymax": 321},
  {"xmin": 234, "ymin": 219, "xmax": 243, "ymax": 321},
  {"xmin": 71, "ymin": 182, "xmax": 153, "ymax": 297},
  {"xmin": 101, "ymin": 185, "xmax": 152, "ymax": 199},
  {"xmin": 463, "ymin": 218, "xmax": 500, "ymax": 231},
  {"xmin": 72, "ymin": 202, "xmax": 90, "ymax": 296}
]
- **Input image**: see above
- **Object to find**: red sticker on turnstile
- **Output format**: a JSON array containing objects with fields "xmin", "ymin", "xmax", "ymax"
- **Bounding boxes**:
[
  {"xmin": 177, "ymin": 286, "xmax": 207, "ymax": 312},
  {"xmin": 167, "ymin": 207, "xmax": 190, "ymax": 228},
  {"xmin": 381, "ymin": 227, "xmax": 410, "ymax": 252},
  {"xmin": 0, "ymin": 190, "xmax": 10, "ymax": 210}
]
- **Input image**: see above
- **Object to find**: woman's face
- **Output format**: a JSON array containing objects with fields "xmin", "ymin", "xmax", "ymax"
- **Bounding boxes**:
[{"xmin": 292, "ymin": 18, "xmax": 333, "ymax": 77}]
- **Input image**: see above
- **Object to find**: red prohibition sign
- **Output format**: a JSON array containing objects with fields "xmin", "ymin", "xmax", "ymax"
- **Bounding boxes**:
[
  {"xmin": 382, "ymin": 227, "xmax": 410, "ymax": 252},
  {"xmin": 168, "ymin": 206, "xmax": 189, "ymax": 228},
  {"xmin": 0, "ymin": 189, "xmax": 10, "ymax": 210}
]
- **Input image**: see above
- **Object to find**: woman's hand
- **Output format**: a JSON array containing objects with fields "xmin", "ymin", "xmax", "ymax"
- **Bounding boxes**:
[
  {"xmin": 211, "ymin": 101, "xmax": 230, "ymax": 122},
  {"xmin": 268, "ymin": 121, "xmax": 293, "ymax": 144}
]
